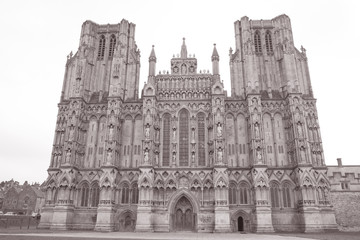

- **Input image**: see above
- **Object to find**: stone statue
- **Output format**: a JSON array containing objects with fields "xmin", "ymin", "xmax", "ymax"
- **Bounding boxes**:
[
  {"xmin": 109, "ymin": 125, "xmax": 114, "ymax": 140},
  {"xmin": 217, "ymin": 148, "xmax": 223, "ymax": 162},
  {"xmin": 107, "ymin": 150, "xmax": 113, "ymax": 162},
  {"xmin": 155, "ymin": 129, "xmax": 159, "ymax": 142},
  {"xmin": 145, "ymin": 125, "xmax": 150, "ymax": 139},
  {"xmin": 65, "ymin": 150, "xmax": 71, "ymax": 162},
  {"xmin": 256, "ymin": 149, "xmax": 262, "ymax": 161},
  {"xmin": 144, "ymin": 150, "xmax": 149, "ymax": 163},
  {"xmin": 173, "ymin": 128, "xmax": 176, "ymax": 141},
  {"xmin": 297, "ymin": 123, "xmax": 303, "ymax": 138},
  {"xmin": 181, "ymin": 64, "xmax": 187, "ymax": 74},
  {"xmin": 300, "ymin": 148, "xmax": 306, "ymax": 162},
  {"xmin": 69, "ymin": 127, "xmax": 74, "ymax": 141},
  {"xmin": 254, "ymin": 123, "xmax": 260, "ymax": 139},
  {"xmin": 216, "ymin": 122, "xmax": 222, "ymax": 138}
]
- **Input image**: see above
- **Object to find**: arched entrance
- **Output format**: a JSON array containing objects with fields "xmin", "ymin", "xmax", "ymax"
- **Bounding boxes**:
[
  {"xmin": 237, "ymin": 216, "xmax": 244, "ymax": 231},
  {"xmin": 174, "ymin": 196, "xmax": 193, "ymax": 231},
  {"xmin": 116, "ymin": 210, "xmax": 136, "ymax": 232}
]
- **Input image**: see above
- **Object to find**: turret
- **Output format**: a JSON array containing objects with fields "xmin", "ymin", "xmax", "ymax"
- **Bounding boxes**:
[
  {"xmin": 180, "ymin": 38, "xmax": 187, "ymax": 58},
  {"xmin": 148, "ymin": 45, "xmax": 156, "ymax": 77},
  {"xmin": 212, "ymin": 44, "xmax": 219, "ymax": 76}
]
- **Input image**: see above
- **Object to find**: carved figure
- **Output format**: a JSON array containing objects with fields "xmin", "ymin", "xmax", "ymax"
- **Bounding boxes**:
[
  {"xmin": 173, "ymin": 128, "xmax": 176, "ymax": 141},
  {"xmin": 217, "ymin": 148, "xmax": 223, "ymax": 162},
  {"xmin": 297, "ymin": 123, "xmax": 303, "ymax": 138},
  {"xmin": 144, "ymin": 150, "xmax": 149, "ymax": 163},
  {"xmin": 155, "ymin": 129, "xmax": 159, "ymax": 142},
  {"xmin": 181, "ymin": 64, "xmax": 187, "ymax": 74},
  {"xmin": 65, "ymin": 150, "xmax": 71, "ymax": 162},
  {"xmin": 256, "ymin": 148, "xmax": 262, "ymax": 161},
  {"xmin": 69, "ymin": 127, "xmax": 74, "ymax": 141},
  {"xmin": 300, "ymin": 148, "xmax": 306, "ymax": 162},
  {"xmin": 254, "ymin": 123, "xmax": 260, "ymax": 139},
  {"xmin": 216, "ymin": 122, "xmax": 222, "ymax": 137},
  {"xmin": 145, "ymin": 125, "xmax": 150, "ymax": 139},
  {"xmin": 109, "ymin": 125, "xmax": 114, "ymax": 140},
  {"xmin": 107, "ymin": 150, "xmax": 113, "ymax": 162},
  {"xmin": 113, "ymin": 64, "xmax": 120, "ymax": 76}
]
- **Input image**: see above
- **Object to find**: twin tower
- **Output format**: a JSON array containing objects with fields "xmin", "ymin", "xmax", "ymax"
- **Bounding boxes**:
[{"xmin": 39, "ymin": 15, "xmax": 337, "ymax": 232}]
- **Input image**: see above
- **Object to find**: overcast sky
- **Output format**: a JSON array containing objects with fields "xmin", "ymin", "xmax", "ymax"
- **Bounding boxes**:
[{"xmin": 0, "ymin": 0, "xmax": 359, "ymax": 184}]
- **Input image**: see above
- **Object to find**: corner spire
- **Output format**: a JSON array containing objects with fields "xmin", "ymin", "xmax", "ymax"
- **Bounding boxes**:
[
  {"xmin": 149, "ymin": 45, "xmax": 156, "ymax": 62},
  {"xmin": 212, "ymin": 43, "xmax": 219, "ymax": 61},
  {"xmin": 181, "ymin": 38, "xmax": 187, "ymax": 58}
]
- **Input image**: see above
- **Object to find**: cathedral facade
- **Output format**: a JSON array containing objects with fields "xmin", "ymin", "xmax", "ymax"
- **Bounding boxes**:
[{"xmin": 39, "ymin": 15, "xmax": 338, "ymax": 232}]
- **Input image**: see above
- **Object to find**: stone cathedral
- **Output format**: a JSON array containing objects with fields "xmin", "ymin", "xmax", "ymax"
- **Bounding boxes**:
[{"xmin": 39, "ymin": 15, "xmax": 338, "ymax": 232}]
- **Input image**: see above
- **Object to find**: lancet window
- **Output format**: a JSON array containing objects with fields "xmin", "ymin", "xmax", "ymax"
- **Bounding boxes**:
[
  {"xmin": 197, "ymin": 113, "xmax": 206, "ymax": 166},
  {"xmin": 97, "ymin": 35, "xmax": 106, "ymax": 60},
  {"xmin": 162, "ymin": 113, "xmax": 171, "ymax": 166},
  {"xmin": 80, "ymin": 183, "xmax": 90, "ymax": 207},
  {"xmin": 229, "ymin": 183, "xmax": 237, "ymax": 205},
  {"xmin": 239, "ymin": 183, "xmax": 249, "ymax": 204},
  {"xmin": 270, "ymin": 182, "xmax": 280, "ymax": 208},
  {"xmin": 265, "ymin": 30, "xmax": 273, "ymax": 54},
  {"xmin": 90, "ymin": 182, "xmax": 100, "ymax": 207},
  {"xmin": 282, "ymin": 183, "xmax": 292, "ymax": 208},
  {"xmin": 109, "ymin": 34, "xmax": 116, "ymax": 58},
  {"xmin": 131, "ymin": 184, "xmax": 139, "ymax": 204},
  {"xmin": 179, "ymin": 109, "xmax": 189, "ymax": 166},
  {"xmin": 121, "ymin": 183, "xmax": 130, "ymax": 204},
  {"xmin": 254, "ymin": 31, "xmax": 262, "ymax": 54}
]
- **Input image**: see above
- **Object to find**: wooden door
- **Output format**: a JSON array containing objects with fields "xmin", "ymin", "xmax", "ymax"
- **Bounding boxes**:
[{"xmin": 174, "ymin": 196, "xmax": 193, "ymax": 231}]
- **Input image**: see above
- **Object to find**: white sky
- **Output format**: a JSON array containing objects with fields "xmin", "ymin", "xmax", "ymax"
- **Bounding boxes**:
[{"xmin": 0, "ymin": 0, "xmax": 359, "ymax": 184}]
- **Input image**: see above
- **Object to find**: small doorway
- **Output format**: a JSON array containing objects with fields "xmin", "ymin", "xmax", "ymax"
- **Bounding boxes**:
[{"xmin": 237, "ymin": 216, "xmax": 244, "ymax": 232}]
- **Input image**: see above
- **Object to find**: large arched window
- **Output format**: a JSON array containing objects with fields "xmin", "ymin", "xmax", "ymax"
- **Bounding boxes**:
[
  {"xmin": 121, "ymin": 183, "xmax": 130, "ymax": 204},
  {"xmin": 97, "ymin": 35, "xmax": 106, "ymax": 60},
  {"xmin": 270, "ymin": 182, "xmax": 280, "ymax": 208},
  {"xmin": 179, "ymin": 109, "xmax": 189, "ymax": 166},
  {"xmin": 239, "ymin": 182, "xmax": 249, "ymax": 204},
  {"xmin": 131, "ymin": 184, "xmax": 139, "ymax": 204},
  {"xmin": 265, "ymin": 30, "xmax": 273, "ymax": 54},
  {"xmin": 197, "ymin": 113, "xmax": 206, "ymax": 166},
  {"xmin": 282, "ymin": 183, "xmax": 292, "ymax": 208},
  {"xmin": 254, "ymin": 31, "xmax": 262, "ymax": 54},
  {"xmin": 108, "ymin": 34, "xmax": 116, "ymax": 58},
  {"xmin": 90, "ymin": 182, "xmax": 100, "ymax": 207},
  {"xmin": 162, "ymin": 113, "xmax": 171, "ymax": 166},
  {"xmin": 80, "ymin": 183, "xmax": 90, "ymax": 207},
  {"xmin": 228, "ymin": 183, "xmax": 237, "ymax": 205}
]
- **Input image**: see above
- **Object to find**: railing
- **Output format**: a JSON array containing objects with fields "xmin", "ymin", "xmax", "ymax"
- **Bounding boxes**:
[
  {"xmin": 318, "ymin": 200, "xmax": 331, "ymax": 205},
  {"xmin": 0, "ymin": 216, "xmax": 40, "ymax": 229},
  {"xmin": 256, "ymin": 200, "xmax": 269, "ymax": 206},
  {"xmin": 298, "ymin": 200, "xmax": 316, "ymax": 206},
  {"xmin": 99, "ymin": 200, "xmax": 115, "ymax": 205},
  {"xmin": 57, "ymin": 199, "xmax": 74, "ymax": 205}
]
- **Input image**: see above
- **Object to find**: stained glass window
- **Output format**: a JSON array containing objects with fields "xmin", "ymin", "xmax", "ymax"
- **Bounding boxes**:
[
  {"xmin": 179, "ymin": 109, "xmax": 189, "ymax": 166},
  {"xmin": 198, "ymin": 113, "xmax": 205, "ymax": 166},
  {"xmin": 162, "ymin": 113, "xmax": 171, "ymax": 166}
]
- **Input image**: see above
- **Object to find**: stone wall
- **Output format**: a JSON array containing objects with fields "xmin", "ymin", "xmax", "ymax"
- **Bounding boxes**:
[{"xmin": 330, "ymin": 191, "xmax": 360, "ymax": 231}]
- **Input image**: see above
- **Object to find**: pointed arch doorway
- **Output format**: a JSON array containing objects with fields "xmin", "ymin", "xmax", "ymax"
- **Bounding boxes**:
[
  {"xmin": 174, "ymin": 196, "xmax": 194, "ymax": 231},
  {"xmin": 237, "ymin": 216, "xmax": 244, "ymax": 232}
]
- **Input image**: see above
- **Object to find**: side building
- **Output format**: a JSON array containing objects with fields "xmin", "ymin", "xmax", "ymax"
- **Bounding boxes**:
[
  {"xmin": 39, "ymin": 15, "xmax": 338, "ymax": 232},
  {"xmin": 327, "ymin": 158, "xmax": 360, "ymax": 231}
]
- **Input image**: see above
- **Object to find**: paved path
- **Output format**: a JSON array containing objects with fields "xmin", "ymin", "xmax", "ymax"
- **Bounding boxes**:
[{"xmin": 0, "ymin": 231, "xmax": 316, "ymax": 240}]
